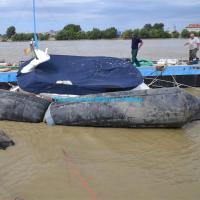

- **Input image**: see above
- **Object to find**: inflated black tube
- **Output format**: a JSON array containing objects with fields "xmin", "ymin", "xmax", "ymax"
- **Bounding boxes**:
[
  {"xmin": 45, "ymin": 88, "xmax": 200, "ymax": 128},
  {"xmin": 0, "ymin": 90, "xmax": 50, "ymax": 123}
]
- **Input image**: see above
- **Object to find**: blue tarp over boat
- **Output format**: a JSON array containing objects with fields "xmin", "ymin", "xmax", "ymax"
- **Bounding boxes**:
[{"xmin": 17, "ymin": 55, "xmax": 143, "ymax": 95}]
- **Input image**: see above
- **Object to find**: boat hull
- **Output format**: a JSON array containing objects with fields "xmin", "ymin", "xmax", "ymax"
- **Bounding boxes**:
[
  {"xmin": 144, "ymin": 74, "xmax": 200, "ymax": 88},
  {"xmin": 138, "ymin": 65, "xmax": 200, "ymax": 88},
  {"xmin": 45, "ymin": 87, "xmax": 200, "ymax": 128}
]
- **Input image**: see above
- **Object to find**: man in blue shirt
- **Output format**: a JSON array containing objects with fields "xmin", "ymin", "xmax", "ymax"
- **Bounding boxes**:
[{"xmin": 131, "ymin": 34, "xmax": 143, "ymax": 66}]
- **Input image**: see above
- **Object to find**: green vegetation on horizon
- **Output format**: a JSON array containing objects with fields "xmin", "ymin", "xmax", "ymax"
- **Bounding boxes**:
[
  {"xmin": 2, "ymin": 26, "xmax": 49, "ymax": 41},
  {"xmin": 55, "ymin": 24, "xmax": 118, "ymax": 40},
  {"xmin": 1, "ymin": 23, "xmax": 200, "ymax": 42},
  {"xmin": 122, "ymin": 23, "xmax": 200, "ymax": 39}
]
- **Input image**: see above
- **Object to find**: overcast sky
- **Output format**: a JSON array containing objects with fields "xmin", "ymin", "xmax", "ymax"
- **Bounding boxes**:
[{"xmin": 0, "ymin": 0, "xmax": 200, "ymax": 34}]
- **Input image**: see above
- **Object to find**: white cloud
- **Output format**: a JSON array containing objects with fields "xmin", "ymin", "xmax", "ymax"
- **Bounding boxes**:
[
  {"xmin": 0, "ymin": 0, "xmax": 199, "ymax": 33},
  {"xmin": 1, "ymin": 0, "xmax": 98, "ymax": 6}
]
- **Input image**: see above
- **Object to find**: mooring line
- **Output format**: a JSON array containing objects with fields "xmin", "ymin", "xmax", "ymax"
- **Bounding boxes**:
[{"xmin": 62, "ymin": 149, "xmax": 99, "ymax": 200}]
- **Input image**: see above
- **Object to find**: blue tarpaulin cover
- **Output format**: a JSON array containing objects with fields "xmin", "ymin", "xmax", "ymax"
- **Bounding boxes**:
[{"xmin": 17, "ymin": 55, "xmax": 143, "ymax": 95}]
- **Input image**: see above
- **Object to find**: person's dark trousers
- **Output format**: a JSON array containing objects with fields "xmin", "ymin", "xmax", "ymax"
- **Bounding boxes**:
[
  {"xmin": 189, "ymin": 48, "xmax": 199, "ymax": 63},
  {"xmin": 132, "ymin": 49, "xmax": 140, "ymax": 67}
]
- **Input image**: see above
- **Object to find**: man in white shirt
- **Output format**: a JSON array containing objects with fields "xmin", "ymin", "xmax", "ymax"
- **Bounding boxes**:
[{"xmin": 184, "ymin": 33, "xmax": 200, "ymax": 63}]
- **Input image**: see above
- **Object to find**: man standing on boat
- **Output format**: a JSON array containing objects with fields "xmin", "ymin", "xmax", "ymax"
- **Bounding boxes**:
[
  {"xmin": 131, "ymin": 34, "xmax": 143, "ymax": 67},
  {"xmin": 184, "ymin": 33, "xmax": 200, "ymax": 64}
]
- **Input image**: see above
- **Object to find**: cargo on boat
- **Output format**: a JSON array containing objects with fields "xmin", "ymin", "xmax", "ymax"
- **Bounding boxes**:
[
  {"xmin": 44, "ymin": 87, "xmax": 200, "ymax": 128},
  {"xmin": 17, "ymin": 55, "xmax": 143, "ymax": 95}
]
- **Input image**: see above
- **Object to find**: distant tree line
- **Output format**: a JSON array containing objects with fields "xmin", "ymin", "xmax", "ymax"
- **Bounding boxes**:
[
  {"xmin": 180, "ymin": 29, "xmax": 200, "ymax": 38},
  {"xmin": 122, "ymin": 23, "xmax": 200, "ymax": 39},
  {"xmin": 1, "ymin": 24, "xmax": 200, "ymax": 42},
  {"xmin": 55, "ymin": 24, "xmax": 118, "ymax": 40},
  {"xmin": 2, "ymin": 26, "xmax": 49, "ymax": 41},
  {"xmin": 122, "ymin": 23, "xmax": 172, "ymax": 39}
]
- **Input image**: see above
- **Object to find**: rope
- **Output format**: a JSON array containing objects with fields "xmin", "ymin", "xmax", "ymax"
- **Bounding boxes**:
[
  {"xmin": 146, "ymin": 65, "xmax": 167, "ymax": 87},
  {"xmin": 147, "ymin": 72, "xmax": 162, "ymax": 87},
  {"xmin": 171, "ymin": 75, "xmax": 181, "ymax": 87}
]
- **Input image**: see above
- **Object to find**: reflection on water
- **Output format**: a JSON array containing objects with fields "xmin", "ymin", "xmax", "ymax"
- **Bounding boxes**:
[{"xmin": 0, "ymin": 119, "xmax": 200, "ymax": 200}]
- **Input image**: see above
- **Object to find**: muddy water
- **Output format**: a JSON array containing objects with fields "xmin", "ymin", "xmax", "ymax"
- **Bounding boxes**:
[
  {"xmin": 0, "ymin": 39, "xmax": 190, "ymax": 64},
  {"xmin": 0, "ymin": 117, "xmax": 200, "ymax": 200}
]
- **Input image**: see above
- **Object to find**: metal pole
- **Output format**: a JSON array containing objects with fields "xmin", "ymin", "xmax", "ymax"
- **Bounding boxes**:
[{"xmin": 33, "ymin": 0, "xmax": 39, "ymax": 49}]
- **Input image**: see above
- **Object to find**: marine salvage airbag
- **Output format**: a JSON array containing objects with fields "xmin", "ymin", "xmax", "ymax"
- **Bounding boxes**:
[
  {"xmin": 44, "ymin": 88, "xmax": 200, "ymax": 128},
  {"xmin": 0, "ymin": 90, "xmax": 50, "ymax": 123}
]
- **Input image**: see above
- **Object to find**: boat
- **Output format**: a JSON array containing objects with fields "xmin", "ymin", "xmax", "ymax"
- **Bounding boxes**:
[
  {"xmin": 0, "ymin": 71, "xmax": 17, "ymax": 89},
  {"xmin": 3, "ymin": 60, "xmax": 200, "ymax": 90},
  {"xmin": 137, "ymin": 59, "xmax": 200, "ymax": 88},
  {"xmin": 17, "ymin": 55, "xmax": 144, "ymax": 95},
  {"xmin": 0, "ymin": 63, "xmax": 18, "ymax": 89}
]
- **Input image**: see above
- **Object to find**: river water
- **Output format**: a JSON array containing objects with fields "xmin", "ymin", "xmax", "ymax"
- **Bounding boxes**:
[
  {"xmin": 0, "ymin": 39, "xmax": 190, "ymax": 63},
  {"xmin": 0, "ymin": 39, "xmax": 200, "ymax": 200}
]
